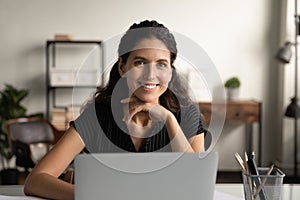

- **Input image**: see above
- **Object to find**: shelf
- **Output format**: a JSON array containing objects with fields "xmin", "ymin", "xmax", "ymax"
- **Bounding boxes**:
[
  {"xmin": 46, "ymin": 40, "xmax": 103, "ymax": 119},
  {"xmin": 48, "ymin": 85, "xmax": 97, "ymax": 88},
  {"xmin": 47, "ymin": 40, "xmax": 102, "ymax": 45}
]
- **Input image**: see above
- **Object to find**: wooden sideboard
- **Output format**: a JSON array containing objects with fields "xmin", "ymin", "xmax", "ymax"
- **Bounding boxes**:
[{"xmin": 198, "ymin": 100, "xmax": 262, "ymax": 165}]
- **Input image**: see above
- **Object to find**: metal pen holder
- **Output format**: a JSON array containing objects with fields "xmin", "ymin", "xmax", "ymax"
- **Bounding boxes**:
[{"xmin": 242, "ymin": 167, "xmax": 285, "ymax": 200}]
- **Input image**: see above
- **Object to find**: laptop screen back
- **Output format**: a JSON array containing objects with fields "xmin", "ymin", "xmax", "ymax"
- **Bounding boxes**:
[{"xmin": 74, "ymin": 152, "xmax": 218, "ymax": 200}]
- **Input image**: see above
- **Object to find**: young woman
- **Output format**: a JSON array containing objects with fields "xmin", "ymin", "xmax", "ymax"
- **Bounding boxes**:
[{"xmin": 24, "ymin": 20, "xmax": 207, "ymax": 200}]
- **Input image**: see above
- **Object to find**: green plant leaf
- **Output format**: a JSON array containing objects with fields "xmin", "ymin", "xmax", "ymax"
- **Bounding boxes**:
[
  {"xmin": 224, "ymin": 77, "xmax": 241, "ymax": 88},
  {"xmin": 0, "ymin": 84, "xmax": 32, "ymax": 168}
]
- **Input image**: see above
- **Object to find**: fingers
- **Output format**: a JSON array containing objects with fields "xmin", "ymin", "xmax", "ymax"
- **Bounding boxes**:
[
  {"xmin": 120, "ymin": 96, "xmax": 147, "ymax": 123},
  {"xmin": 120, "ymin": 95, "xmax": 139, "ymax": 104},
  {"xmin": 120, "ymin": 98, "xmax": 130, "ymax": 104},
  {"xmin": 120, "ymin": 96, "xmax": 169, "ymax": 124},
  {"xmin": 123, "ymin": 103, "xmax": 150, "ymax": 123}
]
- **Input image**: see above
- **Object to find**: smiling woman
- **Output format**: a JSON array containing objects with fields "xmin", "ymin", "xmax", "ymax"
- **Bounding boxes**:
[{"xmin": 23, "ymin": 20, "xmax": 207, "ymax": 200}]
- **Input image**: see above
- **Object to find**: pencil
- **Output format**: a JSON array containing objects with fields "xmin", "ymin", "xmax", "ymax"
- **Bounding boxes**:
[
  {"xmin": 244, "ymin": 152, "xmax": 249, "ymax": 174},
  {"xmin": 254, "ymin": 164, "xmax": 274, "ymax": 199},
  {"xmin": 234, "ymin": 152, "xmax": 246, "ymax": 172}
]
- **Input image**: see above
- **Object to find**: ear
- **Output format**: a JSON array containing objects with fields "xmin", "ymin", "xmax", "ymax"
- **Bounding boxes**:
[{"xmin": 118, "ymin": 57, "xmax": 126, "ymax": 77}]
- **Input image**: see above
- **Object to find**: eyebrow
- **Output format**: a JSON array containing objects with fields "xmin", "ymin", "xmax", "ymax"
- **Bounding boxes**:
[
  {"xmin": 133, "ymin": 56, "xmax": 170, "ymax": 64},
  {"xmin": 133, "ymin": 56, "xmax": 147, "ymax": 60}
]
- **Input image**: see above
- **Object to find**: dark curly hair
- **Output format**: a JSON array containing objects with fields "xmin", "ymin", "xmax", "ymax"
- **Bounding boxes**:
[
  {"xmin": 95, "ymin": 20, "xmax": 191, "ymax": 112},
  {"xmin": 118, "ymin": 20, "xmax": 177, "ymax": 66}
]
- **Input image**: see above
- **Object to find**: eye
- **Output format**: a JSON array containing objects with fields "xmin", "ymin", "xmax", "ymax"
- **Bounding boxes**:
[
  {"xmin": 134, "ymin": 60, "xmax": 146, "ymax": 67},
  {"xmin": 157, "ymin": 62, "xmax": 168, "ymax": 68}
]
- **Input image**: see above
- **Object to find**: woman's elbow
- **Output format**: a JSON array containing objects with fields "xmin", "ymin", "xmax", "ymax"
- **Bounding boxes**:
[
  {"xmin": 23, "ymin": 173, "xmax": 38, "ymax": 196},
  {"xmin": 23, "ymin": 176, "xmax": 32, "ymax": 196}
]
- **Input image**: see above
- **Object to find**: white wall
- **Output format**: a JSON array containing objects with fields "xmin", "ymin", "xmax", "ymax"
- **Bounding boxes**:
[
  {"xmin": 275, "ymin": 0, "xmax": 300, "ymax": 175},
  {"xmin": 0, "ymin": 0, "xmax": 282, "ymax": 170}
]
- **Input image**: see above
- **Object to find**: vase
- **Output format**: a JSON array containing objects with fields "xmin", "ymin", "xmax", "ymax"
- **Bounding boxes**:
[{"xmin": 226, "ymin": 88, "xmax": 240, "ymax": 101}]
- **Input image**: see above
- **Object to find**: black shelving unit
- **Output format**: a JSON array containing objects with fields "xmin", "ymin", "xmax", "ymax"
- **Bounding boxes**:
[{"xmin": 45, "ymin": 40, "xmax": 102, "ymax": 119}]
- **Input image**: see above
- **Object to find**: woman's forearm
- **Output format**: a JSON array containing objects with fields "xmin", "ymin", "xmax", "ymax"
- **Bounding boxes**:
[
  {"xmin": 23, "ymin": 127, "xmax": 85, "ymax": 200},
  {"xmin": 165, "ymin": 113, "xmax": 195, "ymax": 152},
  {"xmin": 24, "ymin": 172, "xmax": 74, "ymax": 200}
]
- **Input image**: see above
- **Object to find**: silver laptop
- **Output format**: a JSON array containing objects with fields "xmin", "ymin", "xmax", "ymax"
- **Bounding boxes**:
[{"xmin": 74, "ymin": 152, "xmax": 218, "ymax": 200}]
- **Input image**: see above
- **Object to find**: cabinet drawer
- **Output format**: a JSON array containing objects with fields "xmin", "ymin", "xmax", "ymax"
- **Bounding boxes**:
[
  {"xmin": 199, "ymin": 101, "xmax": 261, "ymax": 125},
  {"xmin": 225, "ymin": 103, "xmax": 260, "ymax": 124}
]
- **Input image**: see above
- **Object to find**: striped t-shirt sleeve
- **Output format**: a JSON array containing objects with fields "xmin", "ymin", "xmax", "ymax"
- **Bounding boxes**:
[{"xmin": 179, "ymin": 104, "xmax": 207, "ymax": 139}]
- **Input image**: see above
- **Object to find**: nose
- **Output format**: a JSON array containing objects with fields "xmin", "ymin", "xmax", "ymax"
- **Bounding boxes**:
[{"xmin": 143, "ymin": 63, "xmax": 156, "ymax": 80}]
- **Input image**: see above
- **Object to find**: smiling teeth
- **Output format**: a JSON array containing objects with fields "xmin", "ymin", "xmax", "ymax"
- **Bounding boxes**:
[{"xmin": 143, "ymin": 84, "xmax": 156, "ymax": 89}]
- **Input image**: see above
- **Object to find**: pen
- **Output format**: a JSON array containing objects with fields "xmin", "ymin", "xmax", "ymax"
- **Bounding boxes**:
[
  {"xmin": 247, "ymin": 152, "xmax": 268, "ymax": 200},
  {"xmin": 244, "ymin": 152, "xmax": 254, "ymax": 200}
]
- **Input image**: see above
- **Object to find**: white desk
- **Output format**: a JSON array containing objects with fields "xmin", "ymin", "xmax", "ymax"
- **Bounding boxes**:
[
  {"xmin": 0, "ymin": 184, "xmax": 299, "ymax": 199},
  {"xmin": 0, "ymin": 185, "xmax": 24, "ymax": 196},
  {"xmin": 215, "ymin": 184, "xmax": 300, "ymax": 200}
]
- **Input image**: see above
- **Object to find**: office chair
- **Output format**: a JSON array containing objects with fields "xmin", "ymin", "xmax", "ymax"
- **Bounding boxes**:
[{"xmin": 5, "ymin": 117, "xmax": 56, "ymax": 172}]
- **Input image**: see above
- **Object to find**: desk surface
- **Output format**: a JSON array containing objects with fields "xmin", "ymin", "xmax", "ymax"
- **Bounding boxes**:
[
  {"xmin": 0, "ymin": 184, "xmax": 299, "ymax": 200},
  {"xmin": 215, "ymin": 184, "xmax": 300, "ymax": 200}
]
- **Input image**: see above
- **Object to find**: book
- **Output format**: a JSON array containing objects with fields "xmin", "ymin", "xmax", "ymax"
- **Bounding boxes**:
[{"xmin": 54, "ymin": 34, "xmax": 74, "ymax": 41}]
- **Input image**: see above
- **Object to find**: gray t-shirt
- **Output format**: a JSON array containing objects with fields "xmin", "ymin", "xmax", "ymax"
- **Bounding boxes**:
[{"xmin": 72, "ymin": 100, "xmax": 206, "ymax": 153}]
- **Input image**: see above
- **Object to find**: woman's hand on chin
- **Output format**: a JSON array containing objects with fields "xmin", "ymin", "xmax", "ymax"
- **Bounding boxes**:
[{"xmin": 120, "ymin": 96, "xmax": 171, "ymax": 124}]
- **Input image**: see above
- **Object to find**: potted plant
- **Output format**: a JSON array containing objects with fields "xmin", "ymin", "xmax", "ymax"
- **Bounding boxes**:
[
  {"xmin": 224, "ymin": 77, "xmax": 241, "ymax": 101},
  {"xmin": 0, "ymin": 84, "xmax": 42, "ymax": 184}
]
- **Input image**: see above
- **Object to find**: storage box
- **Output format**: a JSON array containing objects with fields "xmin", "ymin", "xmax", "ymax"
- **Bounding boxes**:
[
  {"xmin": 50, "ymin": 69, "xmax": 74, "ymax": 86},
  {"xmin": 74, "ymin": 69, "xmax": 98, "ymax": 86},
  {"xmin": 50, "ymin": 68, "xmax": 98, "ymax": 86}
]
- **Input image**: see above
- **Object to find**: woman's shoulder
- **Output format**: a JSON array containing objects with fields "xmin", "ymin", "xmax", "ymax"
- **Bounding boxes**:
[
  {"xmin": 75, "ymin": 100, "xmax": 111, "ymax": 123},
  {"xmin": 81, "ymin": 99, "xmax": 110, "ymax": 111},
  {"xmin": 178, "ymin": 103, "xmax": 200, "ymax": 114},
  {"xmin": 171, "ymin": 103, "xmax": 199, "ymax": 121}
]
